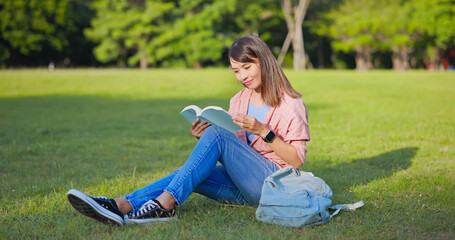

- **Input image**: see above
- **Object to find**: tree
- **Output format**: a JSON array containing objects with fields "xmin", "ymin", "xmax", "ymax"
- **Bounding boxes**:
[
  {"xmin": 318, "ymin": 0, "xmax": 385, "ymax": 71},
  {"xmin": 85, "ymin": 0, "xmax": 174, "ymax": 69},
  {"xmin": 0, "ymin": 0, "xmax": 73, "ymax": 65},
  {"xmin": 146, "ymin": 0, "xmax": 238, "ymax": 68},
  {"xmin": 231, "ymin": 0, "xmax": 279, "ymax": 37},
  {"xmin": 378, "ymin": 0, "xmax": 417, "ymax": 71},
  {"xmin": 405, "ymin": 0, "xmax": 455, "ymax": 70},
  {"xmin": 305, "ymin": 0, "xmax": 344, "ymax": 69},
  {"xmin": 278, "ymin": 0, "xmax": 311, "ymax": 70}
]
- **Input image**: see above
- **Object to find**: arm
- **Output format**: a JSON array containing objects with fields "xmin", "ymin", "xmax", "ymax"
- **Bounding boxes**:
[{"xmin": 232, "ymin": 114, "xmax": 302, "ymax": 168}]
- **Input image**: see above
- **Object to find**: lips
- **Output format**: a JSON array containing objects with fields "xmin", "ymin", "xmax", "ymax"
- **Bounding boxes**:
[{"xmin": 244, "ymin": 80, "xmax": 253, "ymax": 86}]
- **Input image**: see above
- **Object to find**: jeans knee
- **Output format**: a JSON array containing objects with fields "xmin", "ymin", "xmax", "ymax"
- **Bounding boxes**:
[{"xmin": 203, "ymin": 125, "xmax": 222, "ymax": 137}]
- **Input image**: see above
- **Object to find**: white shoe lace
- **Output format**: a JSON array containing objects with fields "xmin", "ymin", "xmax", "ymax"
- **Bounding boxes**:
[
  {"xmin": 129, "ymin": 199, "xmax": 160, "ymax": 218},
  {"xmin": 91, "ymin": 196, "xmax": 112, "ymax": 210},
  {"xmin": 93, "ymin": 196, "xmax": 109, "ymax": 200}
]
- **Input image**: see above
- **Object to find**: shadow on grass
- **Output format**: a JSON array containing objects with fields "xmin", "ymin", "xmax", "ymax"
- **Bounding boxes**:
[
  {"xmin": 0, "ymin": 96, "xmax": 231, "ymax": 200},
  {"xmin": 0, "ymin": 95, "xmax": 331, "ymax": 201},
  {"xmin": 314, "ymin": 147, "xmax": 418, "ymax": 202}
]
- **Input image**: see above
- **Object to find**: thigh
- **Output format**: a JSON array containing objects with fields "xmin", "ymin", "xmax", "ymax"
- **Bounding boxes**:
[
  {"xmin": 211, "ymin": 127, "xmax": 280, "ymax": 205},
  {"xmin": 195, "ymin": 165, "xmax": 246, "ymax": 205}
]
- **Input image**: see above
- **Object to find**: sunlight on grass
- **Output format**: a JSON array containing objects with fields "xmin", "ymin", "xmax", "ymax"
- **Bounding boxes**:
[
  {"xmin": 0, "ymin": 69, "xmax": 454, "ymax": 239},
  {"xmin": 0, "ymin": 69, "xmax": 240, "ymax": 100}
]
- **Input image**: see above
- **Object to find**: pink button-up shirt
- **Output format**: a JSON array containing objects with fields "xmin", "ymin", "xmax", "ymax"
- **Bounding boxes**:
[{"xmin": 228, "ymin": 88, "xmax": 310, "ymax": 169}]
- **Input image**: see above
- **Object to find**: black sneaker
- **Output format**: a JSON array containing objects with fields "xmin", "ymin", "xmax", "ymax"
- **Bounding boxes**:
[
  {"xmin": 67, "ymin": 189, "xmax": 125, "ymax": 226},
  {"xmin": 125, "ymin": 199, "xmax": 175, "ymax": 224}
]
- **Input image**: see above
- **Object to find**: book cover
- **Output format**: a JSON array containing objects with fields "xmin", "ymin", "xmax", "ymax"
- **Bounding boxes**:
[{"xmin": 180, "ymin": 105, "xmax": 242, "ymax": 134}]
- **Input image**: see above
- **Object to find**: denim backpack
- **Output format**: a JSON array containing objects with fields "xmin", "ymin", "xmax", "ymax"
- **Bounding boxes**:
[{"xmin": 256, "ymin": 167, "xmax": 364, "ymax": 227}]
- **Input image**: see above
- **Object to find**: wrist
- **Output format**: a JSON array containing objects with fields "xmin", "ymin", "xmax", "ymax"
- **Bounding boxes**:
[{"xmin": 260, "ymin": 127, "xmax": 269, "ymax": 139}]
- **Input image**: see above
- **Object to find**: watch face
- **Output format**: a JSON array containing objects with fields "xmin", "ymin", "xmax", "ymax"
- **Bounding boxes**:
[{"xmin": 264, "ymin": 130, "xmax": 276, "ymax": 143}]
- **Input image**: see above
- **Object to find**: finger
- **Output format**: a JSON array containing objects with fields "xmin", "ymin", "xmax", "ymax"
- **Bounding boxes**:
[
  {"xmin": 232, "ymin": 116, "xmax": 247, "ymax": 125},
  {"xmin": 200, "ymin": 122, "xmax": 211, "ymax": 130},
  {"xmin": 232, "ymin": 115, "xmax": 243, "ymax": 122},
  {"xmin": 236, "ymin": 113, "xmax": 249, "ymax": 119},
  {"xmin": 242, "ymin": 115, "xmax": 255, "ymax": 122},
  {"xmin": 195, "ymin": 121, "xmax": 209, "ymax": 130},
  {"xmin": 233, "ymin": 119, "xmax": 244, "ymax": 128},
  {"xmin": 192, "ymin": 118, "xmax": 200, "ymax": 128},
  {"xmin": 195, "ymin": 127, "xmax": 205, "ymax": 137}
]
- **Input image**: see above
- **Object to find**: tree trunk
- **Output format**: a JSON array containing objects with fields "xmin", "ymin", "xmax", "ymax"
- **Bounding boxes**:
[
  {"xmin": 281, "ymin": 0, "xmax": 310, "ymax": 70},
  {"xmin": 305, "ymin": 53, "xmax": 313, "ymax": 69},
  {"xmin": 355, "ymin": 46, "xmax": 372, "ymax": 71},
  {"xmin": 140, "ymin": 54, "xmax": 147, "ymax": 70},
  {"xmin": 277, "ymin": 32, "xmax": 292, "ymax": 66},
  {"xmin": 138, "ymin": 45, "xmax": 147, "ymax": 70},
  {"xmin": 392, "ymin": 46, "xmax": 411, "ymax": 71},
  {"xmin": 427, "ymin": 47, "xmax": 443, "ymax": 71},
  {"xmin": 293, "ymin": 21, "xmax": 305, "ymax": 70}
]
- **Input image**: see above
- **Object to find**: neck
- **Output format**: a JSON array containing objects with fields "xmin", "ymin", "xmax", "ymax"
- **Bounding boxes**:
[{"xmin": 250, "ymin": 91, "xmax": 264, "ymax": 107}]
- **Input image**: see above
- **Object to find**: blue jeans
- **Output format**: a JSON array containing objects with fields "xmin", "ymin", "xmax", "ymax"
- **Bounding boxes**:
[{"xmin": 123, "ymin": 126, "xmax": 279, "ymax": 212}]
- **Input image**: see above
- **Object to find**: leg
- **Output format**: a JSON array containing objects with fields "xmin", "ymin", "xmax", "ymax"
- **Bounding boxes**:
[
  {"xmin": 212, "ymin": 127, "xmax": 280, "ymax": 205},
  {"xmin": 122, "ymin": 170, "xmax": 179, "ymax": 212},
  {"xmin": 164, "ymin": 126, "xmax": 279, "ymax": 206},
  {"xmin": 194, "ymin": 165, "xmax": 246, "ymax": 205},
  {"xmin": 119, "ymin": 164, "xmax": 244, "ymax": 211}
]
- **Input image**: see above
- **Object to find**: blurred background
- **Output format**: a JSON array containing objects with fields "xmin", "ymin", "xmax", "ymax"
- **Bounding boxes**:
[{"xmin": 0, "ymin": 0, "xmax": 454, "ymax": 71}]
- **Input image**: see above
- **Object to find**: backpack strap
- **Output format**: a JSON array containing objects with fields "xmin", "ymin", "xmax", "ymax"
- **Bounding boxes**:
[{"xmin": 329, "ymin": 200, "xmax": 365, "ymax": 218}]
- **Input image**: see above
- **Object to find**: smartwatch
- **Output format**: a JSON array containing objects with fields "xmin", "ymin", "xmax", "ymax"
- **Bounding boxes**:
[{"xmin": 262, "ymin": 130, "xmax": 276, "ymax": 143}]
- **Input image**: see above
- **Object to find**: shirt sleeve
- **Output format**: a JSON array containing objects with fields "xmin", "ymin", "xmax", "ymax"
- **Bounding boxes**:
[
  {"xmin": 290, "ymin": 140, "xmax": 307, "ymax": 164},
  {"xmin": 228, "ymin": 90, "xmax": 242, "ymax": 115},
  {"xmin": 281, "ymin": 98, "xmax": 310, "ymax": 164}
]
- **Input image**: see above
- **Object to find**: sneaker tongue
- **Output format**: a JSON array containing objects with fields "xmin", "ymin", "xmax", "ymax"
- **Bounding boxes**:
[
  {"xmin": 110, "ymin": 199, "xmax": 120, "ymax": 211},
  {"xmin": 106, "ymin": 199, "xmax": 123, "ymax": 217},
  {"xmin": 153, "ymin": 199, "xmax": 165, "ymax": 209}
]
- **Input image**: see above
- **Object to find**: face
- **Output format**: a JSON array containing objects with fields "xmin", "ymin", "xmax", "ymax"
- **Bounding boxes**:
[{"xmin": 230, "ymin": 58, "xmax": 262, "ymax": 92}]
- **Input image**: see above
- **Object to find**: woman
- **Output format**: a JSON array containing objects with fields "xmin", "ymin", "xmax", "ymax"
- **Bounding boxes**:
[{"xmin": 67, "ymin": 35, "xmax": 310, "ymax": 226}]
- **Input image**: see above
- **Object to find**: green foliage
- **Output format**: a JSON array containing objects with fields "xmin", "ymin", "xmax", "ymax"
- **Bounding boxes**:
[
  {"xmin": 315, "ymin": 0, "xmax": 454, "ymax": 61},
  {"xmin": 231, "ymin": 0, "xmax": 279, "ymax": 37},
  {"xmin": 0, "ymin": 0, "xmax": 453, "ymax": 68},
  {"xmin": 85, "ymin": 0, "xmax": 174, "ymax": 66},
  {"xmin": 405, "ymin": 0, "xmax": 455, "ymax": 49},
  {"xmin": 84, "ymin": 0, "xmax": 285, "ymax": 68},
  {"xmin": 0, "ymin": 69, "xmax": 454, "ymax": 238},
  {"xmin": 148, "ymin": 0, "xmax": 237, "ymax": 67},
  {"xmin": 318, "ymin": 0, "xmax": 383, "ymax": 53},
  {"xmin": 375, "ymin": 0, "xmax": 415, "ymax": 51},
  {"xmin": 86, "ymin": 0, "xmax": 262, "ymax": 68},
  {"xmin": 0, "ymin": 0, "xmax": 72, "ymax": 57}
]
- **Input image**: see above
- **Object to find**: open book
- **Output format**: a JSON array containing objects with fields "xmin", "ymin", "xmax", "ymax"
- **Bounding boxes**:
[{"xmin": 180, "ymin": 105, "xmax": 242, "ymax": 134}]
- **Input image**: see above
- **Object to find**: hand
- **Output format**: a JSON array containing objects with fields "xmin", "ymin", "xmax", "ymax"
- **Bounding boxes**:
[
  {"xmin": 232, "ymin": 114, "xmax": 268, "ymax": 137},
  {"xmin": 191, "ymin": 119, "xmax": 211, "ymax": 139}
]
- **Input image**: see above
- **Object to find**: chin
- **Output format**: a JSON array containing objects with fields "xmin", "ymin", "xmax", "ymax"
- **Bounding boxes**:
[{"xmin": 249, "ymin": 84, "xmax": 260, "ymax": 91}]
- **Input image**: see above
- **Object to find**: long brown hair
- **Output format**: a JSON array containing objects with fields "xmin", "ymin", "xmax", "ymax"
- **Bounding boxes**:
[{"xmin": 228, "ymin": 35, "xmax": 301, "ymax": 107}]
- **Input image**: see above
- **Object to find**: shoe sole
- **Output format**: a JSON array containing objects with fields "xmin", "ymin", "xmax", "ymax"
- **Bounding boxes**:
[
  {"xmin": 67, "ymin": 189, "xmax": 124, "ymax": 226},
  {"xmin": 125, "ymin": 216, "xmax": 175, "ymax": 224}
]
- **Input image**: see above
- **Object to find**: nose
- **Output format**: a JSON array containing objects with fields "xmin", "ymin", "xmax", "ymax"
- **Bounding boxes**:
[{"xmin": 239, "ymin": 70, "xmax": 247, "ymax": 81}]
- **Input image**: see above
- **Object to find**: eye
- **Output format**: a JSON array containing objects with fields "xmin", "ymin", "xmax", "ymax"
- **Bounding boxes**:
[
  {"xmin": 245, "ymin": 66, "xmax": 250, "ymax": 70},
  {"xmin": 233, "ymin": 70, "xmax": 239, "ymax": 74}
]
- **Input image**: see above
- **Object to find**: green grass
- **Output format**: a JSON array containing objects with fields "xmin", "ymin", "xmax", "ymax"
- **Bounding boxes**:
[{"xmin": 0, "ymin": 69, "xmax": 454, "ymax": 239}]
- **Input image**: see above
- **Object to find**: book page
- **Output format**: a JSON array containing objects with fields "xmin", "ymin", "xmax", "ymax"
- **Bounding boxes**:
[
  {"xmin": 180, "ymin": 105, "xmax": 202, "ymax": 123},
  {"xmin": 200, "ymin": 107, "xmax": 242, "ymax": 134}
]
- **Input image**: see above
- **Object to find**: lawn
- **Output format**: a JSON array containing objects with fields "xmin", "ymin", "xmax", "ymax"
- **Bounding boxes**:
[{"xmin": 0, "ymin": 69, "xmax": 454, "ymax": 239}]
